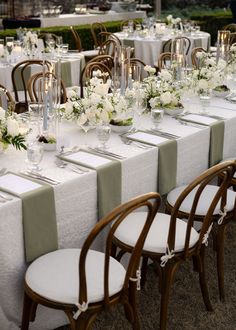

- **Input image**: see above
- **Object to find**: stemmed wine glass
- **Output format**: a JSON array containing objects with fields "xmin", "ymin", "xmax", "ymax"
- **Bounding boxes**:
[
  {"xmin": 134, "ymin": 96, "xmax": 147, "ymax": 129},
  {"xmin": 6, "ymin": 37, "xmax": 14, "ymax": 63},
  {"xmin": 96, "ymin": 124, "xmax": 111, "ymax": 150}
]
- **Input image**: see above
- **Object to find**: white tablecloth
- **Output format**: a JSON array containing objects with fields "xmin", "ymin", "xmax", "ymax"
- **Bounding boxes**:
[
  {"xmin": 0, "ymin": 96, "xmax": 235, "ymax": 329},
  {"xmin": 116, "ymin": 31, "xmax": 210, "ymax": 67}
]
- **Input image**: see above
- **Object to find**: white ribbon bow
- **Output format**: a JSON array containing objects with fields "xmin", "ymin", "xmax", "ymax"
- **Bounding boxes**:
[
  {"xmin": 160, "ymin": 245, "xmax": 175, "ymax": 267},
  {"xmin": 218, "ymin": 206, "xmax": 227, "ymax": 225},
  {"xmin": 130, "ymin": 267, "xmax": 141, "ymax": 291},
  {"xmin": 202, "ymin": 222, "xmax": 213, "ymax": 246},
  {"xmin": 73, "ymin": 301, "xmax": 89, "ymax": 320}
]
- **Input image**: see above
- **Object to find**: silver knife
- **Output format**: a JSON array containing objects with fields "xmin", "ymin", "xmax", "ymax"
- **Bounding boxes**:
[
  {"xmin": 88, "ymin": 147, "xmax": 126, "ymax": 160},
  {"xmin": 20, "ymin": 171, "xmax": 61, "ymax": 185},
  {"xmin": 148, "ymin": 129, "xmax": 180, "ymax": 139}
]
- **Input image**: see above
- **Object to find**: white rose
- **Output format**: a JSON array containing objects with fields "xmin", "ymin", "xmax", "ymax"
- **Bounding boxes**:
[
  {"xmin": 93, "ymin": 83, "xmax": 109, "ymax": 96},
  {"xmin": 159, "ymin": 69, "xmax": 172, "ymax": 81},
  {"xmin": 90, "ymin": 93, "xmax": 101, "ymax": 104},
  {"xmin": 160, "ymin": 91, "xmax": 172, "ymax": 105},
  {"xmin": 65, "ymin": 102, "xmax": 74, "ymax": 115},
  {"xmin": 7, "ymin": 118, "xmax": 20, "ymax": 137},
  {"xmin": 198, "ymin": 79, "xmax": 209, "ymax": 90}
]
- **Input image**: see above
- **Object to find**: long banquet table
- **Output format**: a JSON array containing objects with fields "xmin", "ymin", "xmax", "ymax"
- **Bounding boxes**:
[
  {"xmin": 0, "ymin": 96, "xmax": 236, "ymax": 329},
  {"xmin": 39, "ymin": 11, "xmax": 146, "ymax": 28}
]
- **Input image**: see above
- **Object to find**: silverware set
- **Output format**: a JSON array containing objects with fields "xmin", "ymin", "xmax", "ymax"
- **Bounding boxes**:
[
  {"xmin": 20, "ymin": 171, "xmax": 61, "ymax": 185},
  {"xmin": 146, "ymin": 129, "xmax": 180, "ymax": 139},
  {"xmin": 88, "ymin": 147, "xmax": 126, "ymax": 160},
  {"xmin": 55, "ymin": 158, "xmax": 89, "ymax": 174}
]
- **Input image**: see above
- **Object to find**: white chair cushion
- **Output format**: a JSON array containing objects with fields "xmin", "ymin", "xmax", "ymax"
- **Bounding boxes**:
[
  {"xmin": 26, "ymin": 249, "xmax": 126, "ymax": 305},
  {"xmin": 114, "ymin": 212, "xmax": 199, "ymax": 254},
  {"xmin": 167, "ymin": 185, "xmax": 236, "ymax": 216}
]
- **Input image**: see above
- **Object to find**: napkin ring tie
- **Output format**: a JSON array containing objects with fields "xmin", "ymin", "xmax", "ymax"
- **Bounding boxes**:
[
  {"xmin": 160, "ymin": 244, "xmax": 175, "ymax": 267},
  {"xmin": 130, "ymin": 267, "xmax": 141, "ymax": 291},
  {"xmin": 202, "ymin": 222, "xmax": 213, "ymax": 246},
  {"xmin": 218, "ymin": 206, "xmax": 227, "ymax": 225},
  {"xmin": 73, "ymin": 301, "xmax": 89, "ymax": 320}
]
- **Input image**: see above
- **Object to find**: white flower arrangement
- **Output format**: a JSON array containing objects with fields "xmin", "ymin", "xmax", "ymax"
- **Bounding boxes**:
[
  {"xmin": 166, "ymin": 15, "xmax": 182, "ymax": 26},
  {"xmin": 0, "ymin": 107, "xmax": 27, "ymax": 152},
  {"xmin": 192, "ymin": 52, "xmax": 226, "ymax": 94},
  {"xmin": 23, "ymin": 30, "xmax": 38, "ymax": 55},
  {"xmin": 63, "ymin": 71, "xmax": 131, "ymax": 127},
  {"xmin": 227, "ymin": 44, "xmax": 236, "ymax": 70}
]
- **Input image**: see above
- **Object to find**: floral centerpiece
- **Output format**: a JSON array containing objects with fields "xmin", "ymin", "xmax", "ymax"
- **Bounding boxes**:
[
  {"xmin": 63, "ymin": 71, "xmax": 132, "ymax": 128},
  {"xmin": 23, "ymin": 30, "xmax": 38, "ymax": 57},
  {"xmin": 0, "ymin": 107, "xmax": 27, "ymax": 152},
  {"xmin": 140, "ymin": 65, "xmax": 184, "ymax": 115},
  {"xmin": 166, "ymin": 15, "xmax": 182, "ymax": 26},
  {"xmin": 192, "ymin": 52, "xmax": 226, "ymax": 96}
]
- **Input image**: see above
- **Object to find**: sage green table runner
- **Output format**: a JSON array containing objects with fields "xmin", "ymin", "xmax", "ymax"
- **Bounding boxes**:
[
  {"xmin": 0, "ymin": 173, "xmax": 58, "ymax": 262},
  {"xmin": 59, "ymin": 150, "xmax": 121, "ymax": 218},
  {"xmin": 178, "ymin": 114, "xmax": 224, "ymax": 166},
  {"xmin": 60, "ymin": 61, "xmax": 72, "ymax": 87},
  {"xmin": 125, "ymin": 131, "xmax": 177, "ymax": 195}
]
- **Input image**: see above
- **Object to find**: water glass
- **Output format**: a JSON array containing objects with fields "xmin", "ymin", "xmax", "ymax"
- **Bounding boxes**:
[
  {"xmin": 61, "ymin": 44, "xmax": 69, "ymax": 54},
  {"xmin": 26, "ymin": 141, "xmax": 44, "ymax": 173},
  {"xmin": 151, "ymin": 109, "xmax": 164, "ymax": 129},
  {"xmin": 96, "ymin": 124, "xmax": 111, "ymax": 149}
]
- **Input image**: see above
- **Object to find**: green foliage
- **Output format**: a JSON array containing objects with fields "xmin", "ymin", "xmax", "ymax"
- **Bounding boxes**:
[{"xmin": 0, "ymin": 20, "xmax": 132, "ymax": 51}]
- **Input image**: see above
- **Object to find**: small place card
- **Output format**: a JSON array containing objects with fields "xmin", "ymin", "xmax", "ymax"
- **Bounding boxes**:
[
  {"xmin": 127, "ymin": 131, "xmax": 169, "ymax": 145},
  {"xmin": 0, "ymin": 173, "xmax": 42, "ymax": 195},
  {"xmin": 64, "ymin": 150, "xmax": 112, "ymax": 169}
]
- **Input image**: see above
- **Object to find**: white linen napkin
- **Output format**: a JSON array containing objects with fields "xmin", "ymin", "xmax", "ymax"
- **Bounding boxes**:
[{"xmin": 0, "ymin": 173, "xmax": 42, "ymax": 195}]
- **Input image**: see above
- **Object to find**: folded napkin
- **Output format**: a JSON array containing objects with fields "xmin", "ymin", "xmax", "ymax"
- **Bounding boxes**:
[
  {"xmin": 127, "ymin": 131, "xmax": 177, "ymax": 195},
  {"xmin": 59, "ymin": 150, "xmax": 121, "ymax": 219},
  {"xmin": 179, "ymin": 114, "xmax": 224, "ymax": 166},
  {"xmin": 0, "ymin": 173, "xmax": 58, "ymax": 262}
]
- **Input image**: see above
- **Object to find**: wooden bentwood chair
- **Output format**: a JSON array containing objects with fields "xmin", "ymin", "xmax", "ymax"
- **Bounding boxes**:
[
  {"xmin": 0, "ymin": 83, "xmax": 15, "ymax": 110},
  {"xmin": 166, "ymin": 161, "xmax": 236, "ymax": 302},
  {"xmin": 111, "ymin": 161, "xmax": 236, "ymax": 330},
  {"xmin": 21, "ymin": 192, "xmax": 161, "ymax": 330}
]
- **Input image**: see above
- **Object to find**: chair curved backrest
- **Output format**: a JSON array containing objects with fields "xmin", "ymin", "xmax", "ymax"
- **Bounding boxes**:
[
  {"xmin": 38, "ymin": 32, "xmax": 59, "ymax": 48},
  {"xmin": 70, "ymin": 26, "xmax": 83, "ymax": 52},
  {"xmin": 86, "ymin": 54, "xmax": 114, "ymax": 70},
  {"xmin": 80, "ymin": 61, "xmax": 112, "ymax": 97},
  {"xmin": 230, "ymin": 33, "xmax": 236, "ymax": 45},
  {"xmin": 167, "ymin": 161, "xmax": 236, "ymax": 257},
  {"xmin": 27, "ymin": 71, "xmax": 67, "ymax": 104},
  {"xmin": 91, "ymin": 22, "xmax": 107, "ymax": 48},
  {"xmin": 78, "ymin": 192, "xmax": 161, "ymax": 306},
  {"xmin": 98, "ymin": 38, "xmax": 119, "ymax": 58},
  {"xmin": 11, "ymin": 59, "xmax": 51, "ymax": 103},
  {"xmin": 0, "ymin": 83, "xmax": 15, "ymax": 110},
  {"xmin": 158, "ymin": 52, "xmax": 172, "ymax": 71},
  {"xmin": 191, "ymin": 47, "xmax": 207, "ymax": 68},
  {"xmin": 163, "ymin": 37, "xmax": 191, "ymax": 55},
  {"xmin": 223, "ymin": 24, "xmax": 236, "ymax": 32},
  {"xmin": 120, "ymin": 19, "xmax": 140, "ymax": 31},
  {"xmin": 98, "ymin": 32, "xmax": 122, "ymax": 47}
]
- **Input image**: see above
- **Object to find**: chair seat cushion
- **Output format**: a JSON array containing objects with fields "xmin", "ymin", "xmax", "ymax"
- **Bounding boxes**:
[
  {"xmin": 25, "ymin": 249, "xmax": 126, "ymax": 305},
  {"xmin": 114, "ymin": 212, "xmax": 199, "ymax": 254},
  {"xmin": 167, "ymin": 185, "xmax": 236, "ymax": 216}
]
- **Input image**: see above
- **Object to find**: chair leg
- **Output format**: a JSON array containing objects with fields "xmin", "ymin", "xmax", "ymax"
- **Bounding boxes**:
[
  {"xmin": 128, "ymin": 281, "xmax": 141, "ymax": 330},
  {"xmin": 216, "ymin": 223, "xmax": 228, "ymax": 302},
  {"xmin": 160, "ymin": 263, "xmax": 179, "ymax": 330},
  {"xmin": 197, "ymin": 248, "xmax": 213, "ymax": 311},
  {"xmin": 21, "ymin": 292, "xmax": 34, "ymax": 330},
  {"xmin": 140, "ymin": 257, "xmax": 148, "ymax": 288}
]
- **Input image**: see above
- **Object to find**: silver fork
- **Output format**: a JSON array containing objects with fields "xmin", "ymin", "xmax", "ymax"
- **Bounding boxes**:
[{"xmin": 120, "ymin": 136, "xmax": 152, "ymax": 149}]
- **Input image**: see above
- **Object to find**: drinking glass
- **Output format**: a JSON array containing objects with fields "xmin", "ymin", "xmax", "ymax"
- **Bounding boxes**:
[
  {"xmin": 56, "ymin": 36, "xmax": 63, "ymax": 54},
  {"xmin": 134, "ymin": 96, "xmax": 147, "ymax": 129},
  {"xmin": 61, "ymin": 44, "xmax": 69, "ymax": 55},
  {"xmin": 26, "ymin": 141, "xmax": 44, "ymax": 173},
  {"xmin": 151, "ymin": 108, "xmax": 164, "ymax": 130},
  {"xmin": 96, "ymin": 124, "xmax": 111, "ymax": 150},
  {"xmin": 6, "ymin": 37, "xmax": 14, "ymax": 55},
  {"xmin": 199, "ymin": 89, "xmax": 212, "ymax": 114}
]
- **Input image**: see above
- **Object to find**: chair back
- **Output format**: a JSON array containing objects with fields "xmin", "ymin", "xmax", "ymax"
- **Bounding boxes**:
[
  {"xmin": 11, "ymin": 59, "xmax": 51, "ymax": 111},
  {"xmin": 70, "ymin": 26, "xmax": 83, "ymax": 52},
  {"xmin": 38, "ymin": 33, "xmax": 59, "ymax": 48},
  {"xmin": 0, "ymin": 83, "xmax": 15, "ymax": 111},
  {"xmin": 86, "ymin": 54, "xmax": 114, "ymax": 71},
  {"xmin": 163, "ymin": 37, "xmax": 191, "ymax": 55},
  {"xmin": 98, "ymin": 32, "xmax": 122, "ymax": 47},
  {"xmin": 222, "ymin": 24, "xmax": 236, "ymax": 32},
  {"xmin": 78, "ymin": 192, "xmax": 161, "ymax": 306},
  {"xmin": 158, "ymin": 52, "xmax": 172, "ymax": 71},
  {"xmin": 91, "ymin": 22, "xmax": 107, "ymax": 48},
  {"xmin": 168, "ymin": 161, "xmax": 236, "ymax": 258},
  {"xmin": 230, "ymin": 33, "xmax": 236, "ymax": 45},
  {"xmin": 27, "ymin": 71, "xmax": 67, "ymax": 104},
  {"xmin": 98, "ymin": 38, "xmax": 119, "ymax": 58},
  {"xmin": 191, "ymin": 47, "xmax": 207, "ymax": 68}
]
